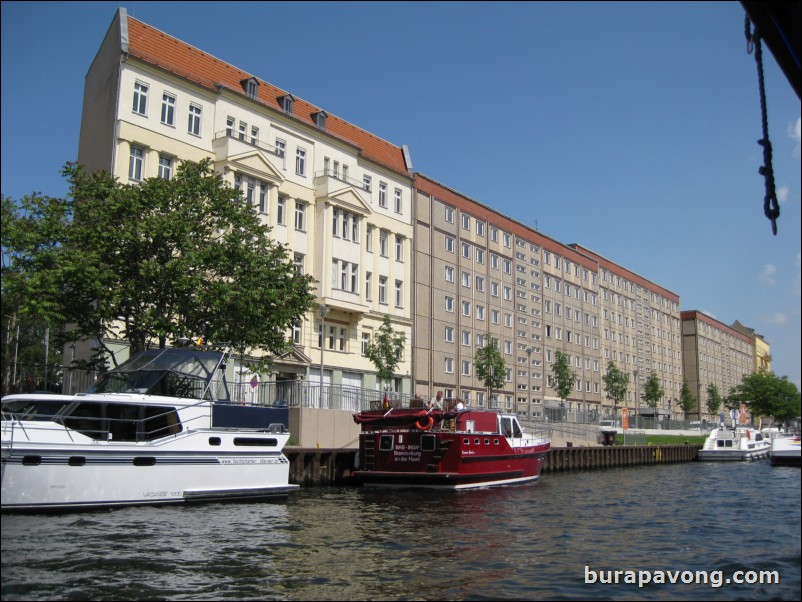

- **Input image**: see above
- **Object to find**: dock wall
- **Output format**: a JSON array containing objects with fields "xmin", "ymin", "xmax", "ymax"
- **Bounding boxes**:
[{"xmin": 284, "ymin": 444, "xmax": 703, "ymax": 486}]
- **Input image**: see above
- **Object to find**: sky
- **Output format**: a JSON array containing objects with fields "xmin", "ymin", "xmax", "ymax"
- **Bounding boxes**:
[{"xmin": 2, "ymin": 1, "xmax": 800, "ymax": 387}]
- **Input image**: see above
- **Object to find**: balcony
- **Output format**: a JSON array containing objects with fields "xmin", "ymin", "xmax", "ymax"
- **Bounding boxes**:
[
  {"xmin": 212, "ymin": 130, "xmax": 286, "ymax": 169},
  {"xmin": 314, "ymin": 169, "xmax": 370, "ymax": 201}
]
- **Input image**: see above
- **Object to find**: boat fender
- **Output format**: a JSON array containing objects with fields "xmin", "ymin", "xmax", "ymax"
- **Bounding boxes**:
[{"xmin": 416, "ymin": 416, "xmax": 434, "ymax": 431}]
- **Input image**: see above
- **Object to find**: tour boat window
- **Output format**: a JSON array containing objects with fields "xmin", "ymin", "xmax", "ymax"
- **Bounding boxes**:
[
  {"xmin": 209, "ymin": 437, "xmax": 222, "ymax": 446},
  {"xmin": 421, "ymin": 434, "xmax": 436, "ymax": 452},
  {"xmin": 463, "ymin": 438, "xmax": 470, "ymax": 445},
  {"xmin": 484, "ymin": 438, "xmax": 490, "ymax": 445},
  {"xmin": 379, "ymin": 435, "xmax": 394, "ymax": 451},
  {"xmin": 474, "ymin": 438, "xmax": 480, "ymax": 445},
  {"xmin": 233, "ymin": 437, "xmax": 278, "ymax": 447}
]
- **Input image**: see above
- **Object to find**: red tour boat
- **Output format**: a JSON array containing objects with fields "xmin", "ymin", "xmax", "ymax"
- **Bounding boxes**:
[{"xmin": 351, "ymin": 403, "xmax": 550, "ymax": 489}]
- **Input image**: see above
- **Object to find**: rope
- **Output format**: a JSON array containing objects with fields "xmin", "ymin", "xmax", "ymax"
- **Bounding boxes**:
[{"xmin": 745, "ymin": 16, "xmax": 781, "ymax": 235}]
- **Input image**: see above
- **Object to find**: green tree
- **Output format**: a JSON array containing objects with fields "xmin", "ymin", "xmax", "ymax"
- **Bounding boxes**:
[
  {"xmin": 706, "ymin": 383, "xmax": 722, "ymax": 416},
  {"xmin": 602, "ymin": 360, "xmax": 629, "ymax": 421},
  {"xmin": 551, "ymin": 351, "xmax": 577, "ymax": 420},
  {"xmin": 2, "ymin": 160, "xmax": 316, "ymax": 368},
  {"xmin": 364, "ymin": 315, "xmax": 406, "ymax": 392},
  {"xmin": 729, "ymin": 371, "xmax": 801, "ymax": 424},
  {"xmin": 678, "ymin": 382, "xmax": 696, "ymax": 416},
  {"xmin": 642, "ymin": 372, "xmax": 664, "ymax": 409},
  {"xmin": 475, "ymin": 333, "xmax": 505, "ymax": 407}
]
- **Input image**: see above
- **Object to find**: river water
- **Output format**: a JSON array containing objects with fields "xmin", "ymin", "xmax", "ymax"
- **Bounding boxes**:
[{"xmin": 2, "ymin": 461, "xmax": 799, "ymax": 601}]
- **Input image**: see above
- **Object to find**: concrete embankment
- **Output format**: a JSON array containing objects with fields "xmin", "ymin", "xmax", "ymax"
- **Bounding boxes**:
[{"xmin": 284, "ymin": 443, "xmax": 703, "ymax": 486}]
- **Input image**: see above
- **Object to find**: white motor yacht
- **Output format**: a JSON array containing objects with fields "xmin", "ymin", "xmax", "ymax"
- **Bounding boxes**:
[
  {"xmin": 1, "ymin": 345, "xmax": 298, "ymax": 512},
  {"xmin": 697, "ymin": 426, "xmax": 770, "ymax": 462}
]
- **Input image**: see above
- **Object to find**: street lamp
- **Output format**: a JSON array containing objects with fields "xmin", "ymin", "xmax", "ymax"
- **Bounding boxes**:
[
  {"xmin": 319, "ymin": 304, "xmax": 328, "ymax": 406},
  {"xmin": 668, "ymin": 398, "xmax": 672, "ymax": 431}
]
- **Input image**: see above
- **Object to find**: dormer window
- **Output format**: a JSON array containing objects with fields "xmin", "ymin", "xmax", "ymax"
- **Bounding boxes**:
[
  {"xmin": 313, "ymin": 110, "xmax": 327, "ymax": 130},
  {"xmin": 241, "ymin": 77, "xmax": 259, "ymax": 99},
  {"xmin": 279, "ymin": 94, "xmax": 295, "ymax": 115}
]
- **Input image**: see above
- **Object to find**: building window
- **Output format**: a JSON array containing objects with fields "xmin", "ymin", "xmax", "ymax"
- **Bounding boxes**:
[
  {"xmin": 293, "ymin": 253, "xmax": 304, "ymax": 275},
  {"xmin": 379, "ymin": 182, "xmax": 387, "ymax": 208},
  {"xmin": 395, "ymin": 280, "xmax": 403, "ymax": 307},
  {"xmin": 188, "ymin": 103, "xmax": 202, "ymax": 136},
  {"xmin": 379, "ymin": 230, "xmax": 389, "ymax": 257},
  {"xmin": 379, "ymin": 276, "xmax": 387, "ymax": 304},
  {"xmin": 395, "ymin": 236, "xmax": 404, "ymax": 262},
  {"xmin": 259, "ymin": 182, "xmax": 268, "ymax": 213},
  {"xmin": 132, "ymin": 81, "xmax": 148, "ymax": 115},
  {"xmin": 292, "ymin": 322, "xmax": 301, "ymax": 344},
  {"xmin": 394, "ymin": 188, "xmax": 403, "ymax": 213},
  {"xmin": 445, "ymin": 206, "xmax": 454, "ymax": 223},
  {"xmin": 158, "ymin": 155, "xmax": 173, "ymax": 180},
  {"xmin": 129, "ymin": 146, "xmax": 144, "ymax": 181},
  {"xmin": 363, "ymin": 174, "xmax": 372, "ymax": 192},
  {"xmin": 294, "ymin": 203, "xmax": 306, "ymax": 231},
  {"xmin": 445, "ymin": 296, "xmax": 454, "ymax": 312},
  {"xmin": 161, "ymin": 93, "xmax": 175, "ymax": 126},
  {"xmin": 295, "ymin": 148, "xmax": 306, "ymax": 176},
  {"xmin": 365, "ymin": 272, "xmax": 373, "ymax": 301},
  {"xmin": 277, "ymin": 195, "xmax": 286, "ymax": 225},
  {"xmin": 366, "ymin": 226, "xmax": 373, "ymax": 252},
  {"xmin": 275, "ymin": 138, "xmax": 286, "ymax": 158},
  {"xmin": 445, "ymin": 357, "xmax": 454, "ymax": 374},
  {"xmin": 445, "ymin": 266, "xmax": 454, "ymax": 282},
  {"xmin": 445, "ymin": 327, "xmax": 454, "ymax": 343},
  {"xmin": 362, "ymin": 333, "xmax": 370, "ymax": 355},
  {"xmin": 445, "ymin": 236, "xmax": 455, "ymax": 253}
]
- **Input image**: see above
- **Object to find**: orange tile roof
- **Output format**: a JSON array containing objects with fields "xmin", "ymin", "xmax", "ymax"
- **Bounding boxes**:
[{"xmin": 126, "ymin": 16, "xmax": 410, "ymax": 177}]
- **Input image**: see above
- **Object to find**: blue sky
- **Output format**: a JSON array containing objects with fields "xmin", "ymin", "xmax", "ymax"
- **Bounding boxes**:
[{"xmin": 2, "ymin": 1, "xmax": 800, "ymax": 387}]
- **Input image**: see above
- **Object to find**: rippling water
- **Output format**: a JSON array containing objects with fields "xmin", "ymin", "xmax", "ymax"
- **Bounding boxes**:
[{"xmin": 2, "ymin": 461, "xmax": 799, "ymax": 600}]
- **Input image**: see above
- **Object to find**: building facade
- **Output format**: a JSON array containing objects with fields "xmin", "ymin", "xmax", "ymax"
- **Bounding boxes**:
[
  {"xmin": 71, "ymin": 9, "xmax": 769, "ymax": 430},
  {"xmin": 77, "ymin": 9, "xmax": 414, "ymax": 396},
  {"xmin": 413, "ymin": 175, "xmax": 604, "ymax": 421},
  {"xmin": 570, "ymin": 246, "xmax": 683, "ymax": 423},
  {"xmin": 681, "ymin": 310, "xmax": 754, "ymax": 421}
]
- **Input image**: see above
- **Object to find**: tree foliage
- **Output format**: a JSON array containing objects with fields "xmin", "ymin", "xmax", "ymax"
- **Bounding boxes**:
[
  {"xmin": 551, "ymin": 350, "xmax": 577, "ymax": 405},
  {"xmin": 2, "ymin": 160, "xmax": 315, "ymax": 368},
  {"xmin": 642, "ymin": 372, "xmax": 664, "ymax": 409},
  {"xmin": 602, "ymin": 361, "xmax": 629, "ymax": 414},
  {"xmin": 678, "ymin": 382, "xmax": 696, "ymax": 416},
  {"xmin": 475, "ymin": 334, "xmax": 505, "ymax": 404},
  {"xmin": 364, "ymin": 315, "xmax": 405, "ymax": 389},
  {"xmin": 728, "ymin": 371, "xmax": 801, "ymax": 423},
  {"xmin": 706, "ymin": 383, "xmax": 723, "ymax": 416}
]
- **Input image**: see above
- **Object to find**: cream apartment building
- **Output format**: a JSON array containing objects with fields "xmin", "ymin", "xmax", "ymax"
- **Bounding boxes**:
[
  {"xmin": 681, "ymin": 310, "xmax": 754, "ymax": 422},
  {"xmin": 77, "ymin": 9, "xmax": 414, "ymax": 396},
  {"xmin": 413, "ymin": 175, "xmax": 605, "ymax": 420},
  {"xmin": 570, "ymin": 246, "xmax": 683, "ymax": 423}
]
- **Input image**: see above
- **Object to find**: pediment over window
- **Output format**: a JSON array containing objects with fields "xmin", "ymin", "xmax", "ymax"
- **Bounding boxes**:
[
  {"xmin": 277, "ymin": 345, "xmax": 312, "ymax": 366},
  {"xmin": 222, "ymin": 150, "xmax": 285, "ymax": 184},
  {"xmin": 327, "ymin": 187, "xmax": 372, "ymax": 217}
]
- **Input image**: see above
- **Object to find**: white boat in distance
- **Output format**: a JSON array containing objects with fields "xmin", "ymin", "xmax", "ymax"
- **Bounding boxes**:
[
  {"xmin": 770, "ymin": 434, "xmax": 801, "ymax": 467},
  {"xmin": 697, "ymin": 427, "xmax": 770, "ymax": 462},
  {"xmin": 1, "ymin": 345, "xmax": 298, "ymax": 512}
]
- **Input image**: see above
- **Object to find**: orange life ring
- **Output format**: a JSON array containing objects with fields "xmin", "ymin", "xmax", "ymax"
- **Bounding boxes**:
[{"xmin": 416, "ymin": 416, "xmax": 434, "ymax": 431}]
